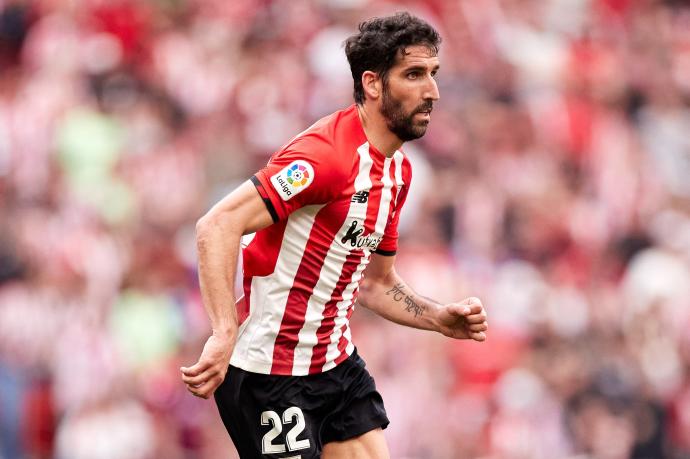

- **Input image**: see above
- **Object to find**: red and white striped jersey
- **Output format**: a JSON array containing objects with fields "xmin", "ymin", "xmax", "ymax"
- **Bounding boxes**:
[{"xmin": 230, "ymin": 105, "xmax": 412, "ymax": 376}]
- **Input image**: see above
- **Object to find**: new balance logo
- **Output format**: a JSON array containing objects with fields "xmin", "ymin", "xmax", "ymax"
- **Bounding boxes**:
[{"xmin": 351, "ymin": 191, "xmax": 369, "ymax": 203}]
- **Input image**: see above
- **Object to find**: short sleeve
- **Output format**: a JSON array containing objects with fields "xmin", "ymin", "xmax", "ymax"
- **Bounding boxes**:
[
  {"xmin": 375, "ymin": 157, "xmax": 412, "ymax": 256},
  {"xmin": 252, "ymin": 135, "xmax": 344, "ymax": 222}
]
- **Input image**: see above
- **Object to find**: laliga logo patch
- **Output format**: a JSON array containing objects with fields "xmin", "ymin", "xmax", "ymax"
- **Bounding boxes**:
[{"xmin": 270, "ymin": 160, "xmax": 315, "ymax": 201}]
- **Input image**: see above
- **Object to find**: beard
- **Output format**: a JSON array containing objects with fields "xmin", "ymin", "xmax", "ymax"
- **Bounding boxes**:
[{"xmin": 380, "ymin": 85, "xmax": 433, "ymax": 142}]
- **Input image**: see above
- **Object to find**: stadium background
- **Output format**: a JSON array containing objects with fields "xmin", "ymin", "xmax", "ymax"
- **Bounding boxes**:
[{"xmin": 1, "ymin": 0, "xmax": 690, "ymax": 458}]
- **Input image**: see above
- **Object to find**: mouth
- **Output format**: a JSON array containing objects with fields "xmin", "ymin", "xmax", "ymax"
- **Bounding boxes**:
[{"xmin": 416, "ymin": 104, "xmax": 433, "ymax": 114}]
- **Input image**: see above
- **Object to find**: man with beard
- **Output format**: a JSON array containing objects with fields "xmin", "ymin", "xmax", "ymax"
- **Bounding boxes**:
[{"xmin": 181, "ymin": 12, "xmax": 489, "ymax": 459}]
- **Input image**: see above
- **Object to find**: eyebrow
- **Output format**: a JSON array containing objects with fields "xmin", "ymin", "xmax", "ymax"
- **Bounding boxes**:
[{"xmin": 402, "ymin": 64, "xmax": 440, "ymax": 73}]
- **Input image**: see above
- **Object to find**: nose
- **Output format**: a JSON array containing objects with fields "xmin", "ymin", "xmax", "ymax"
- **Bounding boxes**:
[{"xmin": 424, "ymin": 75, "xmax": 440, "ymax": 102}]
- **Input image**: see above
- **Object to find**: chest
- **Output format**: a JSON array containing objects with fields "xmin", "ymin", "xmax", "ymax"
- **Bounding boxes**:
[{"xmin": 315, "ymin": 175, "xmax": 403, "ymax": 253}]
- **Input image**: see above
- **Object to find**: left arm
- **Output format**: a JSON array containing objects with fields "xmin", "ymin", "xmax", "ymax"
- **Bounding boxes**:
[{"xmin": 357, "ymin": 253, "xmax": 488, "ymax": 341}]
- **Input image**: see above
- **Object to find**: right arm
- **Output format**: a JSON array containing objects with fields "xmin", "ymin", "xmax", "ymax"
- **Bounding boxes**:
[
  {"xmin": 180, "ymin": 180, "xmax": 274, "ymax": 399},
  {"xmin": 181, "ymin": 135, "xmax": 340, "ymax": 398}
]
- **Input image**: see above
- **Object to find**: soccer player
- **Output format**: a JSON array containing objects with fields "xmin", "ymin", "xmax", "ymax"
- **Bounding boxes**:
[{"xmin": 181, "ymin": 12, "xmax": 488, "ymax": 459}]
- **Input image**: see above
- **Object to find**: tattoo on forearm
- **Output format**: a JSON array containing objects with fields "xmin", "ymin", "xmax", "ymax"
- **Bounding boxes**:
[
  {"xmin": 385, "ymin": 283, "xmax": 426, "ymax": 318},
  {"xmin": 386, "ymin": 283, "xmax": 405, "ymax": 301},
  {"xmin": 404, "ymin": 295, "xmax": 425, "ymax": 318}
]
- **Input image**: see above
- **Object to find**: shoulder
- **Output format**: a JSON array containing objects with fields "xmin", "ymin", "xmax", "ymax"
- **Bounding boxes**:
[
  {"xmin": 270, "ymin": 134, "xmax": 344, "ymax": 186},
  {"xmin": 270, "ymin": 107, "xmax": 361, "ymax": 182}
]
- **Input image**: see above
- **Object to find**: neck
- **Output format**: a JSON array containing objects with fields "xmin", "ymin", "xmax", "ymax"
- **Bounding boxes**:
[{"xmin": 356, "ymin": 103, "xmax": 403, "ymax": 157}]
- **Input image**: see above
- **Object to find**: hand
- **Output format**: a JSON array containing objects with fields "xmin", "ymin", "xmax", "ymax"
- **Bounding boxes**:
[
  {"xmin": 181, "ymin": 333, "xmax": 234, "ymax": 399},
  {"xmin": 436, "ymin": 297, "xmax": 488, "ymax": 341}
]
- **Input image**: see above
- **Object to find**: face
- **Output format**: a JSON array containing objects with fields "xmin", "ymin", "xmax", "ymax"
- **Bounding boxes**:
[{"xmin": 380, "ymin": 45, "xmax": 440, "ymax": 141}]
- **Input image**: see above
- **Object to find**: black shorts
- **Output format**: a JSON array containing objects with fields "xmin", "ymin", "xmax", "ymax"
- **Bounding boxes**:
[{"xmin": 214, "ymin": 349, "xmax": 389, "ymax": 459}]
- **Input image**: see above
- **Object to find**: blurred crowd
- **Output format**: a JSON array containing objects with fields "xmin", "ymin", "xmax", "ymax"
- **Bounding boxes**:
[{"xmin": 1, "ymin": 0, "xmax": 689, "ymax": 458}]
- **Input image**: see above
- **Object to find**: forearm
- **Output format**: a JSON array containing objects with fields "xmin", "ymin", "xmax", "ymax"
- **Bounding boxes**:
[
  {"xmin": 195, "ymin": 215, "xmax": 241, "ymax": 338},
  {"xmin": 182, "ymin": 181, "xmax": 274, "ymax": 399},
  {"xmin": 358, "ymin": 271, "xmax": 441, "ymax": 332}
]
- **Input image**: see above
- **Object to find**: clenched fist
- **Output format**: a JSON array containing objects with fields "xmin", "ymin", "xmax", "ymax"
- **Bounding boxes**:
[{"xmin": 435, "ymin": 297, "xmax": 488, "ymax": 341}]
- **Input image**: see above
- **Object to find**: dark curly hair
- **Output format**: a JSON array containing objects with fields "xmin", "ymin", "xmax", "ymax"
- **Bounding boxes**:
[{"xmin": 344, "ymin": 12, "xmax": 441, "ymax": 104}]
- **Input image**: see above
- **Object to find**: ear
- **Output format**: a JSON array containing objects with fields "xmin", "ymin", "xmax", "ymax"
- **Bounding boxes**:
[{"xmin": 361, "ymin": 70, "xmax": 382, "ymax": 101}]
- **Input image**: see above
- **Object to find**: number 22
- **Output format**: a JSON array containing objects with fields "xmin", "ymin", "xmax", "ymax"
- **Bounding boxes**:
[{"xmin": 261, "ymin": 407, "xmax": 311, "ymax": 454}]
